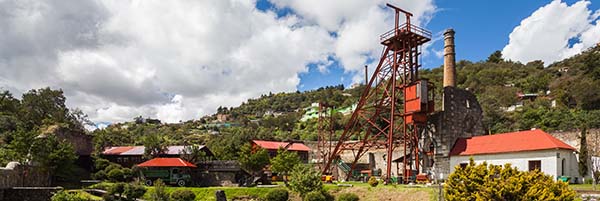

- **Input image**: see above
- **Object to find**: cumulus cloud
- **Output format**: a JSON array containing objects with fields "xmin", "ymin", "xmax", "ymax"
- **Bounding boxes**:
[
  {"xmin": 0, "ymin": 0, "xmax": 435, "ymax": 124},
  {"xmin": 502, "ymin": 0, "xmax": 600, "ymax": 65}
]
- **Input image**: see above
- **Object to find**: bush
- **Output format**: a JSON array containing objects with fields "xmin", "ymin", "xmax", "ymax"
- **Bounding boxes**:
[
  {"xmin": 108, "ymin": 183, "xmax": 126, "ymax": 198},
  {"xmin": 51, "ymin": 190, "xmax": 87, "ymax": 201},
  {"xmin": 367, "ymin": 177, "xmax": 378, "ymax": 187},
  {"xmin": 94, "ymin": 158, "xmax": 111, "ymax": 171},
  {"xmin": 265, "ymin": 189, "xmax": 289, "ymax": 201},
  {"xmin": 105, "ymin": 163, "xmax": 123, "ymax": 173},
  {"xmin": 107, "ymin": 168, "xmax": 125, "ymax": 182},
  {"xmin": 444, "ymin": 158, "xmax": 576, "ymax": 200},
  {"xmin": 92, "ymin": 169, "xmax": 106, "ymax": 180},
  {"xmin": 150, "ymin": 179, "xmax": 170, "ymax": 201},
  {"xmin": 289, "ymin": 165, "xmax": 323, "ymax": 197},
  {"xmin": 337, "ymin": 193, "xmax": 359, "ymax": 201},
  {"xmin": 124, "ymin": 183, "xmax": 147, "ymax": 200},
  {"xmin": 304, "ymin": 191, "xmax": 326, "ymax": 201},
  {"xmin": 122, "ymin": 168, "xmax": 134, "ymax": 181},
  {"xmin": 170, "ymin": 189, "xmax": 196, "ymax": 201}
]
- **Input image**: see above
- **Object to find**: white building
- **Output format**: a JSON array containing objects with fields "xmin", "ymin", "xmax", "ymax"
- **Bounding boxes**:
[{"xmin": 449, "ymin": 129, "xmax": 581, "ymax": 183}]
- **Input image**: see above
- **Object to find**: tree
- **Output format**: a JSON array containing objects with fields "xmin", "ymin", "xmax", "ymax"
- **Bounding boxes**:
[
  {"xmin": 29, "ymin": 135, "xmax": 78, "ymax": 183},
  {"xmin": 288, "ymin": 165, "xmax": 323, "ymax": 197},
  {"xmin": 271, "ymin": 148, "xmax": 301, "ymax": 185},
  {"xmin": 180, "ymin": 144, "xmax": 208, "ymax": 164},
  {"xmin": 150, "ymin": 179, "xmax": 169, "ymax": 201},
  {"xmin": 238, "ymin": 143, "xmax": 270, "ymax": 177},
  {"xmin": 143, "ymin": 133, "xmax": 168, "ymax": 159},
  {"xmin": 580, "ymin": 127, "xmax": 589, "ymax": 177},
  {"xmin": 486, "ymin": 50, "xmax": 503, "ymax": 63}
]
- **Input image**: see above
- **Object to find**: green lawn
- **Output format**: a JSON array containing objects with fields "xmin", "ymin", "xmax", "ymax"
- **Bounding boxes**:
[
  {"xmin": 570, "ymin": 184, "xmax": 600, "ymax": 191},
  {"xmin": 88, "ymin": 181, "xmax": 438, "ymax": 201}
]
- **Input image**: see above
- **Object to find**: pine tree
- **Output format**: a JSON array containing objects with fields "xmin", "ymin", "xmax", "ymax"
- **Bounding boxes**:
[{"xmin": 579, "ymin": 127, "xmax": 589, "ymax": 177}]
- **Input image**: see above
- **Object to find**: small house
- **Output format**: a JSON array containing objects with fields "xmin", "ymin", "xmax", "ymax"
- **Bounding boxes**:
[{"xmin": 449, "ymin": 129, "xmax": 580, "ymax": 182}]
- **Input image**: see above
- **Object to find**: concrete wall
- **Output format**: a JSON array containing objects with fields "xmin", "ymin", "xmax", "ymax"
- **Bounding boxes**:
[{"xmin": 450, "ymin": 149, "xmax": 580, "ymax": 182}]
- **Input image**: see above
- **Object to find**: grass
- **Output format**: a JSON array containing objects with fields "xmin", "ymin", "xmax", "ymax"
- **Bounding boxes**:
[
  {"xmin": 570, "ymin": 184, "xmax": 600, "ymax": 191},
  {"xmin": 88, "ymin": 181, "xmax": 438, "ymax": 201}
]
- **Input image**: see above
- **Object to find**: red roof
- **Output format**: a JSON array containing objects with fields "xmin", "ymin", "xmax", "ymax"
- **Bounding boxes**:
[
  {"xmin": 252, "ymin": 140, "xmax": 311, "ymax": 152},
  {"xmin": 450, "ymin": 129, "xmax": 576, "ymax": 156},
  {"xmin": 103, "ymin": 146, "xmax": 135, "ymax": 155},
  {"xmin": 137, "ymin": 158, "xmax": 197, "ymax": 168}
]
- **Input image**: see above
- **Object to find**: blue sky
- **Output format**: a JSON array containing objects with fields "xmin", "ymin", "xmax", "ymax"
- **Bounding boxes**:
[{"xmin": 263, "ymin": 0, "xmax": 600, "ymax": 91}]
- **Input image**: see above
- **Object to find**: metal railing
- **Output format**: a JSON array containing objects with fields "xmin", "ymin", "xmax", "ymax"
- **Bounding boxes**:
[{"xmin": 380, "ymin": 23, "xmax": 432, "ymax": 42}]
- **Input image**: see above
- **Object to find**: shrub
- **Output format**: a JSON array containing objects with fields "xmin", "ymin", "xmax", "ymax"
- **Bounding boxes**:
[
  {"xmin": 107, "ymin": 168, "xmax": 125, "ymax": 182},
  {"xmin": 105, "ymin": 163, "xmax": 123, "ymax": 173},
  {"xmin": 150, "ymin": 179, "xmax": 170, "ymax": 201},
  {"xmin": 367, "ymin": 177, "xmax": 378, "ymax": 187},
  {"xmin": 265, "ymin": 189, "xmax": 289, "ymax": 201},
  {"xmin": 51, "ymin": 190, "xmax": 87, "ymax": 201},
  {"xmin": 124, "ymin": 183, "xmax": 147, "ymax": 200},
  {"xmin": 444, "ymin": 158, "xmax": 576, "ymax": 201},
  {"xmin": 170, "ymin": 189, "xmax": 196, "ymax": 201},
  {"xmin": 122, "ymin": 168, "xmax": 134, "ymax": 181},
  {"xmin": 92, "ymin": 169, "xmax": 106, "ymax": 180},
  {"xmin": 94, "ymin": 158, "xmax": 111, "ymax": 171},
  {"xmin": 304, "ymin": 191, "xmax": 326, "ymax": 201},
  {"xmin": 108, "ymin": 183, "xmax": 126, "ymax": 198},
  {"xmin": 289, "ymin": 165, "xmax": 323, "ymax": 197},
  {"xmin": 337, "ymin": 193, "xmax": 359, "ymax": 201}
]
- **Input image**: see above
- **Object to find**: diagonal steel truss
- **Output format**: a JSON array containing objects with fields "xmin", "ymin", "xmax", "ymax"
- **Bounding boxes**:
[{"xmin": 321, "ymin": 4, "xmax": 433, "ymax": 183}]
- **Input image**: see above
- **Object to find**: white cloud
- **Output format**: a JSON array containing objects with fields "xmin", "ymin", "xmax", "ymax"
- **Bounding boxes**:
[
  {"xmin": 502, "ymin": 0, "xmax": 600, "ymax": 65},
  {"xmin": 0, "ymin": 0, "xmax": 435, "ymax": 124},
  {"xmin": 271, "ymin": 0, "xmax": 436, "ymax": 82}
]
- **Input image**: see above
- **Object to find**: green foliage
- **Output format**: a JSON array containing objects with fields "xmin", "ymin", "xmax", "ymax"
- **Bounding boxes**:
[
  {"xmin": 288, "ymin": 165, "xmax": 323, "ymax": 197},
  {"xmin": 150, "ymin": 179, "xmax": 170, "ymax": 201},
  {"xmin": 124, "ymin": 184, "xmax": 147, "ymax": 201},
  {"xmin": 367, "ymin": 176, "xmax": 378, "ymax": 187},
  {"xmin": 108, "ymin": 183, "xmax": 126, "ymax": 198},
  {"xmin": 107, "ymin": 168, "xmax": 125, "ymax": 182},
  {"xmin": 486, "ymin": 50, "xmax": 503, "ymax": 63},
  {"xmin": 29, "ymin": 135, "xmax": 78, "ymax": 181},
  {"xmin": 336, "ymin": 193, "xmax": 359, "ymax": 201},
  {"xmin": 444, "ymin": 158, "xmax": 576, "ymax": 201},
  {"xmin": 303, "ymin": 190, "xmax": 333, "ymax": 201},
  {"xmin": 265, "ymin": 189, "xmax": 289, "ymax": 201},
  {"xmin": 238, "ymin": 143, "xmax": 270, "ymax": 176},
  {"xmin": 143, "ymin": 133, "xmax": 168, "ymax": 159},
  {"xmin": 180, "ymin": 144, "xmax": 209, "ymax": 164},
  {"xmin": 580, "ymin": 127, "xmax": 589, "ymax": 177},
  {"xmin": 94, "ymin": 158, "xmax": 111, "ymax": 171},
  {"xmin": 51, "ymin": 190, "xmax": 87, "ymax": 201},
  {"xmin": 170, "ymin": 189, "xmax": 196, "ymax": 201},
  {"xmin": 93, "ymin": 170, "xmax": 106, "ymax": 180},
  {"xmin": 271, "ymin": 148, "xmax": 301, "ymax": 183},
  {"xmin": 304, "ymin": 191, "xmax": 326, "ymax": 201}
]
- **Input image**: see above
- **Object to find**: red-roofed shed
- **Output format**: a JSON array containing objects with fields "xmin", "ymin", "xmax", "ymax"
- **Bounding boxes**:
[
  {"xmin": 138, "ymin": 158, "xmax": 197, "ymax": 168},
  {"xmin": 251, "ymin": 140, "xmax": 310, "ymax": 163},
  {"xmin": 449, "ymin": 129, "xmax": 581, "ymax": 182}
]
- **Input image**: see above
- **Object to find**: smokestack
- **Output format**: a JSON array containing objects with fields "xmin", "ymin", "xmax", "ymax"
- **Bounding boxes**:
[{"xmin": 443, "ymin": 28, "xmax": 456, "ymax": 88}]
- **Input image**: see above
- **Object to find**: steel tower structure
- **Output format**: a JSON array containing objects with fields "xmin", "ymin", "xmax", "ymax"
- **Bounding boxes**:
[{"xmin": 321, "ymin": 4, "xmax": 434, "ymax": 183}]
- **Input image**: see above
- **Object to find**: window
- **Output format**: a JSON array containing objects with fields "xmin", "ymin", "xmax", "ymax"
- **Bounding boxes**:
[
  {"xmin": 459, "ymin": 163, "xmax": 468, "ymax": 169},
  {"xmin": 528, "ymin": 160, "xmax": 541, "ymax": 171}
]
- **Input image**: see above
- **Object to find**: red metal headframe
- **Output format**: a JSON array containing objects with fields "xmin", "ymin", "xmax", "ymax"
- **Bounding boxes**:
[{"xmin": 321, "ymin": 4, "xmax": 433, "ymax": 183}]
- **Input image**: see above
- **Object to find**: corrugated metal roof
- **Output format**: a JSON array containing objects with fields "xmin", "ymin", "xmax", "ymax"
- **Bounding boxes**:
[
  {"xmin": 252, "ymin": 140, "xmax": 310, "ymax": 152},
  {"xmin": 450, "ymin": 129, "xmax": 576, "ymax": 156},
  {"xmin": 102, "ymin": 145, "xmax": 208, "ymax": 156},
  {"xmin": 137, "ymin": 158, "xmax": 197, "ymax": 167}
]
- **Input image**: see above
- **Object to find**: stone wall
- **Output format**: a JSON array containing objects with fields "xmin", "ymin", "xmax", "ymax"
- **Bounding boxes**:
[
  {"xmin": 432, "ymin": 86, "xmax": 486, "ymax": 177},
  {"xmin": 0, "ymin": 187, "xmax": 62, "ymax": 201},
  {"xmin": 0, "ymin": 162, "xmax": 50, "ymax": 189},
  {"xmin": 550, "ymin": 129, "xmax": 600, "ymax": 155}
]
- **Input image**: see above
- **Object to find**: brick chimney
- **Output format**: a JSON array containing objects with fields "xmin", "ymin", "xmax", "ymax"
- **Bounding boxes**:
[{"xmin": 443, "ymin": 28, "xmax": 456, "ymax": 88}]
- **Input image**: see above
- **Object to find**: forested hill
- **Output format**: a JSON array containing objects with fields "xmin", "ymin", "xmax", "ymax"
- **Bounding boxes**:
[{"xmin": 4, "ymin": 46, "xmax": 595, "ymax": 160}]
